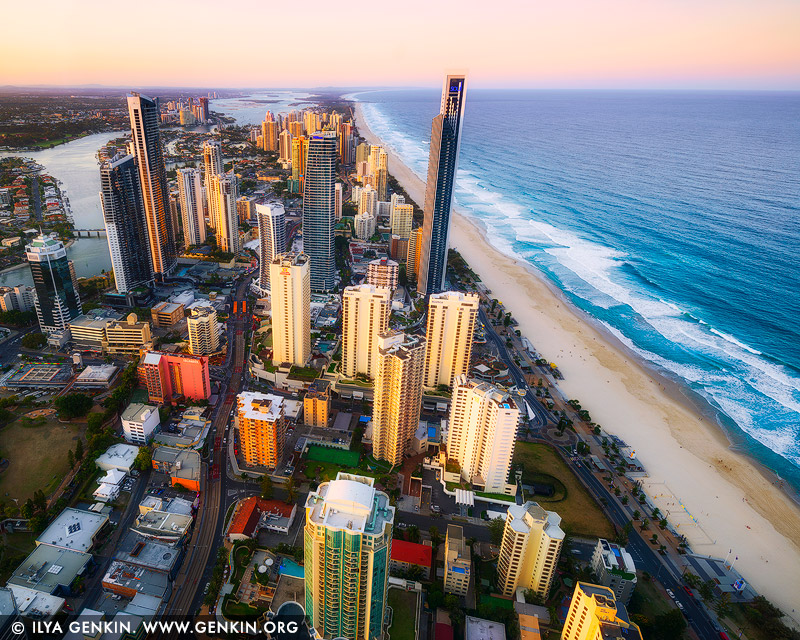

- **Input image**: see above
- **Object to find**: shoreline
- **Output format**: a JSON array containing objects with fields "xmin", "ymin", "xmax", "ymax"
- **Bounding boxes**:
[{"xmin": 352, "ymin": 100, "xmax": 800, "ymax": 620}]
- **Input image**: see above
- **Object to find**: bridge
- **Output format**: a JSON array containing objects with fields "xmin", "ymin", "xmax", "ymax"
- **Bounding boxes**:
[{"xmin": 73, "ymin": 228, "xmax": 106, "ymax": 237}]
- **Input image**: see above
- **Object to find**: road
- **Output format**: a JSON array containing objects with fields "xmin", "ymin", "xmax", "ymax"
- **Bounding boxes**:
[
  {"xmin": 478, "ymin": 307, "xmax": 552, "ymax": 427},
  {"xmin": 163, "ymin": 272, "xmax": 254, "ymax": 626}
]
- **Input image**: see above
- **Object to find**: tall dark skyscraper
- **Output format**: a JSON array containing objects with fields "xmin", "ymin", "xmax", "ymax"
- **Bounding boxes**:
[
  {"xmin": 302, "ymin": 131, "xmax": 337, "ymax": 291},
  {"xmin": 418, "ymin": 74, "xmax": 467, "ymax": 296},
  {"xmin": 100, "ymin": 152, "xmax": 154, "ymax": 293},
  {"xmin": 127, "ymin": 93, "xmax": 177, "ymax": 276},
  {"xmin": 25, "ymin": 234, "xmax": 82, "ymax": 334}
]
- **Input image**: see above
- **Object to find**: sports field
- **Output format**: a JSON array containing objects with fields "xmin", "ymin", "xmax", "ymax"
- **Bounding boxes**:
[{"xmin": 305, "ymin": 444, "xmax": 360, "ymax": 467}]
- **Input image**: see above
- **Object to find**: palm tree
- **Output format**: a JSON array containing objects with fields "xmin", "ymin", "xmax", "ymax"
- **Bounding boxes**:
[{"xmin": 640, "ymin": 518, "xmax": 650, "ymax": 531}]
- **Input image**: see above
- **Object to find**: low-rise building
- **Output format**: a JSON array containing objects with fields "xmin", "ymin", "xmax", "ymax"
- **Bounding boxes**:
[
  {"xmin": 132, "ymin": 510, "xmax": 192, "ymax": 545},
  {"xmin": 226, "ymin": 497, "xmax": 297, "ymax": 541},
  {"xmin": 36, "ymin": 508, "xmax": 109, "ymax": 553},
  {"xmin": 444, "ymin": 524, "xmax": 471, "ymax": 596},
  {"xmin": 389, "ymin": 540, "xmax": 432, "ymax": 578},
  {"xmin": 69, "ymin": 311, "xmax": 121, "ymax": 352},
  {"xmin": 122, "ymin": 403, "xmax": 160, "ymax": 445},
  {"xmin": 590, "ymin": 539, "xmax": 637, "ymax": 605},
  {"xmin": 95, "ymin": 444, "xmax": 140, "ymax": 473},
  {"xmin": 150, "ymin": 302, "xmax": 184, "ymax": 327},
  {"xmin": 153, "ymin": 407, "xmax": 210, "ymax": 450},
  {"xmin": 151, "ymin": 446, "xmax": 201, "ymax": 491},
  {"xmin": 106, "ymin": 314, "xmax": 152, "ymax": 356},
  {"xmin": 9, "ymin": 544, "xmax": 92, "ymax": 597},
  {"xmin": 73, "ymin": 365, "xmax": 119, "ymax": 390},
  {"xmin": 303, "ymin": 379, "xmax": 330, "ymax": 427},
  {"xmin": 114, "ymin": 530, "xmax": 184, "ymax": 579},
  {"xmin": 101, "ymin": 561, "xmax": 171, "ymax": 601},
  {"xmin": 465, "ymin": 616, "xmax": 506, "ymax": 640}
]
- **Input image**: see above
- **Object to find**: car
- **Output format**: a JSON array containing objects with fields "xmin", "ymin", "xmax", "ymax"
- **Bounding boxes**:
[
  {"xmin": 683, "ymin": 585, "xmax": 694, "ymax": 597},
  {"xmin": 676, "ymin": 602, "xmax": 684, "ymax": 611},
  {"xmin": 666, "ymin": 589, "xmax": 675, "ymax": 599}
]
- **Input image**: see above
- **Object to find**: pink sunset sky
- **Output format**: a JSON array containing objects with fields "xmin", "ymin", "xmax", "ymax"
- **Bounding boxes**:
[{"xmin": 2, "ymin": 0, "xmax": 799, "ymax": 89}]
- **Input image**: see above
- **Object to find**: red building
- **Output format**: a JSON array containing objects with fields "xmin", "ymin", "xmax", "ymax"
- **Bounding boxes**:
[
  {"xmin": 389, "ymin": 539, "xmax": 433, "ymax": 578},
  {"xmin": 139, "ymin": 350, "xmax": 211, "ymax": 404},
  {"xmin": 227, "ymin": 496, "xmax": 296, "ymax": 540}
]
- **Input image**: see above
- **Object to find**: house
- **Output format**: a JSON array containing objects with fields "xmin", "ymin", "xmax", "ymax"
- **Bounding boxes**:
[
  {"xmin": 389, "ymin": 540, "xmax": 432, "ymax": 577},
  {"xmin": 227, "ymin": 497, "xmax": 297, "ymax": 540}
]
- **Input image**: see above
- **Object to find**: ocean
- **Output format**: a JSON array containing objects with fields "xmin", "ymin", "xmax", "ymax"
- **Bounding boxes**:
[{"xmin": 356, "ymin": 89, "xmax": 800, "ymax": 491}]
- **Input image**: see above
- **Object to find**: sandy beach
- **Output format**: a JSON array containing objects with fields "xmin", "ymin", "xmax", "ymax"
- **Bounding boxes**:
[{"xmin": 353, "ymin": 102, "xmax": 800, "ymax": 618}]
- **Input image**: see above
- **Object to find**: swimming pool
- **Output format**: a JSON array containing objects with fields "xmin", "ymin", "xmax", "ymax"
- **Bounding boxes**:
[{"xmin": 279, "ymin": 558, "xmax": 305, "ymax": 579}]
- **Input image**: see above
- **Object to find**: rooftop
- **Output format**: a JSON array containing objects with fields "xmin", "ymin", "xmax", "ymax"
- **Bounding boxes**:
[
  {"xmin": 305, "ymin": 472, "xmax": 394, "ymax": 535},
  {"xmin": 133, "ymin": 510, "xmax": 192, "ymax": 541},
  {"xmin": 391, "ymin": 540, "xmax": 432, "ymax": 568},
  {"xmin": 8, "ymin": 584, "xmax": 64, "ymax": 619},
  {"xmin": 76, "ymin": 365, "xmax": 119, "ymax": 383},
  {"xmin": 114, "ymin": 531, "xmax": 181, "ymax": 573},
  {"xmin": 465, "ymin": 616, "xmax": 507, "ymax": 640},
  {"xmin": 102, "ymin": 561, "xmax": 170, "ymax": 599},
  {"xmin": 9, "ymin": 545, "xmax": 92, "ymax": 594},
  {"xmin": 121, "ymin": 403, "xmax": 158, "ymax": 424},
  {"xmin": 151, "ymin": 447, "xmax": 200, "ymax": 483},
  {"xmin": 238, "ymin": 391, "xmax": 284, "ymax": 423},
  {"xmin": 95, "ymin": 444, "xmax": 140, "ymax": 470},
  {"xmin": 36, "ymin": 508, "xmax": 108, "ymax": 552}
]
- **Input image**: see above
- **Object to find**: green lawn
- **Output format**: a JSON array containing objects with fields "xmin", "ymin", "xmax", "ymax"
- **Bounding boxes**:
[
  {"xmin": 306, "ymin": 445, "xmax": 360, "ymax": 466},
  {"xmin": 0, "ymin": 413, "xmax": 84, "ymax": 503},
  {"xmin": 628, "ymin": 578, "xmax": 674, "ymax": 620},
  {"xmin": 387, "ymin": 588, "xmax": 417, "ymax": 640},
  {"xmin": 479, "ymin": 594, "xmax": 514, "ymax": 610},
  {"xmin": 513, "ymin": 442, "xmax": 614, "ymax": 538}
]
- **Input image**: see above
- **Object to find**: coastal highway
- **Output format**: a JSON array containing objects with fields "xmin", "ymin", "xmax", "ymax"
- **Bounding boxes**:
[
  {"xmin": 164, "ymin": 273, "xmax": 254, "ymax": 629},
  {"xmin": 478, "ymin": 307, "xmax": 552, "ymax": 427},
  {"xmin": 565, "ymin": 449, "xmax": 722, "ymax": 639}
]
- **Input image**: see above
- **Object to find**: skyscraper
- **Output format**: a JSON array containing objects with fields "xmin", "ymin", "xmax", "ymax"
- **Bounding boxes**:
[
  {"xmin": 291, "ymin": 135, "xmax": 307, "ymax": 193},
  {"xmin": 334, "ymin": 182, "xmax": 343, "ymax": 220},
  {"xmin": 26, "ymin": 234, "xmax": 82, "ymax": 334},
  {"xmin": 447, "ymin": 375, "xmax": 519, "ymax": 493},
  {"xmin": 372, "ymin": 331, "xmax": 426, "ymax": 466},
  {"xmin": 374, "ymin": 148, "xmax": 388, "ymax": 201},
  {"xmin": 209, "ymin": 173, "xmax": 240, "ymax": 255},
  {"xmin": 302, "ymin": 132, "xmax": 337, "ymax": 291},
  {"xmin": 390, "ymin": 203, "xmax": 413, "ymax": 240},
  {"xmin": 237, "ymin": 391, "xmax": 286, "ymax": 469},
  {"xmin": 127, "ymin": 93, "xmax": 178, "ymax": 275},
  {"xmin": 279, "ymin": 129, "xmax": 292, "ymax": 164},
  {"xmin": 203, "ymin": 139, "xmax": 224, "ymax": 230},
  {"xmin": 497, "ymin": 501, "xmax": 564, "ymax": 599},
  {"xmin": 261, "ymin": 112, "xmax": 278, "ymax": 151},
  {"xmin": 99, "ymin": 152, "xmax": 154, "ymax": 293},
  {"xmin": 341, "ymin": 284, "xmax": 391, "ymax": 379},
  {"xmin": 358, "ymin": 184, "xmax": 377, "ymax": 216},
  {"xmin": 561, "ymin": 583, "xmax": 643, "ymax": 640},
  {"xmin": 255, "ymin": 202, "xmax": 286, "ymax": 294},
  {"xmin": 304, "ymin": 472, "xmax": 394, "ymax": 640},
  {"xmin": 424, "ymin": 291, "xmax": 479, "ymax": 388},
  {"xmin": 270, "ymin": 253, "xmax": 311, "ymax": 367},
  {"xmin": 187, "ymin": 306, "xmax": 220, "ymax": 355},
  {"xmin": 176, "ymin": 168, "xmax": 206, "ymax": 247},
  {"xmin": 407, "ymin": 227, "xmax": 423, "ymax": 282},
  {"xmin": 418, "ymin": 74, "xmax": 467, "ymax": 295}
]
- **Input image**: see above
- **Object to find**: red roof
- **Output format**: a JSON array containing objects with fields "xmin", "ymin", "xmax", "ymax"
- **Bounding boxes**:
[
  {"xmin": 435, "ymin": 624, "xmax": 454, "ymax": 640},
  {"xmin": 391, "ymin": 539, "xmax": 432, "ymax": 568},
  {"xmin": 228, "ymin": 497, "xmax": 294, "ymax": 537}
]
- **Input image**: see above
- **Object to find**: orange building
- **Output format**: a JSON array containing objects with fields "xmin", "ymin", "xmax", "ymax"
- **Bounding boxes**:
[
  {"xmin": 237, "ymin": 391, "xmax": 286, "ymax": 469},
  {"xmin": 139, "ymin": 350, "xmax": 211, "ymax": 404}
]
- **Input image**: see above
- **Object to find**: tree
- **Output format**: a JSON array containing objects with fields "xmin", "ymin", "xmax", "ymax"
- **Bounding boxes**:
[
  {"xmin": 698, "ymin": 580, "xmax": 716, "ymax": 603},
  {"xmin": 430, "ymin": 525, "xmax": 441, "ymax": 546},
  {"xmin": 68, "ymin": 449, "xmax": 75, "ymax": 469},
  {"xmin": 261, "ymin": 475, "xmax": 274, "ymax": 499},
  {"xmin": 86, "ymin": 412, "xmax": 105, "ymax": 435},
  {"xmin": 285, "ymin": 477, "xmax": 297, "ymax": 503},
  {"xmin": 621, "ymin": 495, "xmax": 629, "ymax": 505},
  {"xmin": 54, "ymin": 393, "xmax": 93, "ymax": 420},
  {"xmin": 683, "ymin": 571, "xmax": 701, "ymax": 589},
  {"xmin": 488, "ymin": 517, "xmax": 505, "ymax": 545},
  {"xmin": 640, "ymin": 518, "xmax": 650, "ymax": 530},
  {"xmin": 659, "ymin": 518, "xmax": 668, "ymax": 530},
  {"xmin": 21, "ymin": 499, "xmax": 35, "ymax": 519},
  {"xmin": 133, "ymin": 447, "xmax": 152, "ymax": 472},
  {"xmin": 33, "ymin": 490, "xmax": 47, "ymax": 511},
  {"xmin": 633, "ymin": 509, "xmax": 640, "ymax": 520},
  {"xmin": 75, "ymin": 438, "xmax": 84, "ymax": 461},
  {"xmin": 21, "ymin": 332, "xmax": 47, "ymax": 349},
  {"xmin": 651, "ymin": 610, "xmax": 687, "ymax": 639},
  {"xmin": 407, "ymin": 525, "xmax": 420, "ymax": 543}
]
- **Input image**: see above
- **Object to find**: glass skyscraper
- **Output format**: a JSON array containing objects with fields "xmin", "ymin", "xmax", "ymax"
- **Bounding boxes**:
[
  {"xmin": 100, "ymin": 152, "xmax": 154, "ymax": 293},
  {"xmin": 127, "ymin": 93, "xmax": 177, "ymax": 276},
  {"xmin": 302, "ymin": 131, "xmax": 337, "ymax": 291},
  {"xmin": 418, "ymin": 74, "xmax": 467, "ymax": 296},
  {"xmin": 25, "ymin": 234, "xmax": 82, "ymax": 334}
]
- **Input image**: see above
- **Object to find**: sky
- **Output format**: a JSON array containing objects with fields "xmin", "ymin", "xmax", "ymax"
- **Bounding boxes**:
[{"xmin": 1, "ymin": 0, "xmax": 799, "ymax": 90}]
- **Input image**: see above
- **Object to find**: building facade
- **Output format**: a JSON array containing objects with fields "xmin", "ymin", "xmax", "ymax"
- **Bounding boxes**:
[
  {"xmin": 444, "ymin": 524, "xmax": 471, "ymax": 596},
  {"xmin": 341, "ymin": 284, "xmax": 391, "ymax": 379},
  {"xmin": 304, "ymin": 473, "xmax": 394, "ymax": 640},
  {"xmin": 269, "ymin": 253, "xmax": 311, "ymax": 367},
  {"xmin": 139, "ymin": 351, "xmax": 211, "ymax": 404},
  {"xmin": 0, "ymin": 285, "xmax": 35, "ymax": 313},
  {"xmin": 237, "ymin": 391, "xmax": 286, "ymax": 469},
  {"xmin": 302, "ymin": 132, "xmax": 337, "ymax": 291},
  {"xmin": 366, "ymin": 258, "xmax": 399, "ymax": 291},
  {"xmin": 418, "ymin": 75, "xmax": 467, "ymax": 295},
  {"xmin": 25, "ymin": 234, "xmax": 82, "ymax": 334},
  {"xmin": 209, "ymin": 173, "xmax": 240, "ymax": 255},
  {"xmin": 128, "ymin": 93, "xmax": 177, "ymax": 275},
  {"xmin": 590, "ymin": 539, "xmax": 637, "ymax": 605},
  {"xmin": 372, "ymin": 332, "xmax": 426, "ymax": 466},
  {"xmin": 354, "ymin": 212, "xmax": 377, "ymax": 240},
  {"xmin": 122, "ymin": 403, "xmax": 160, "ymax": 445},
  {"xmin": 100, "ymin": 152, "xmax": 154, "ymax": 293},
  {"xmin": 187, "ymin": 306, "xmax": 220, "ymax": 355},
  {"xmin": 447, "ymin": 376, "xmax": 518, "ymax": 494},
  {"xmin": 176, "ymin": 168, "xmax": 206, "ymax": 247},
  {"xmin": 304, "ymin": 379, "xmax": 330, "ymax": 427},
  {"xmin": 106, "ymin": 314, "xmax": 152, "ymax": 356},
  {"xmin": 424, "ymin": 291, "xmax": 479, "ymax": 388},
  {"xmin": 256, "ymin": 202, "xmax": 286, "ymax": 294},
  {"xmin": 561, "ymin": 583, "xmax": 642, "ymax": 640},
  {"xmin": 497, "ymin": 502, "xmax": 564, "ymax": 599}
]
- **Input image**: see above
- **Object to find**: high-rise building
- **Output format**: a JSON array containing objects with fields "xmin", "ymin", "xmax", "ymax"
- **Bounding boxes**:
[
  {"xmin": 355, "ymin": 141, "xmax": 370, "ymax": 165},
  {"xmin": 203, "ymin": 140, "xmax": 224, "ymax": 230},
  {"xmin": 374, "ymin": 148, "xmax": 388, "ymax": 201},
  {"xmin": 418, "ymin": 75, "xmax": 467, "ymax": 295},
  {"xmin": 354, "ymin": 212, "xmax": 377, "ymax": 240},
  {"xmin": 407, "ymin": 227, "xmax": 423, "ymax": 281},
  {"xmin": 390, "ymin": 203, "xmax": 413, "ymax": 240},
  {"xmin": 561, "ymin": 583, "xmax": 643, "ymax": 640},
  {"xmin": 289, "ymin": 120, "xmax": 304, "ymax": 138},
  {"xmin": 447, "ymin": 375, "xmax": 518, "ymax": 493},
  {"xmin": 303, "ymin": 111, "xmax": 320, "ymax": 136},
  {"xmin": 590, "ymin": 539, "xmax": 637, "ymax": 605},
  {"xmin": 303, "ymin": 379, "xmax": 330, "ymax": 427},
  {"xmin": 176, "ymin": 168, "xmax": 206, "ymax": 247},
  {"xmin": 25, "ymin": 234, "xmax": 82, "ymax": 334},
  {"xmin": 279, "ymin": 129, "xmax": 292, "ymax": 163},
  {"xmin": 366, "ymin": 258, "xmax": 399, "ymax": 291},
  {"xmin": 372, "ymin": 332, "xmax": 426, "ymax": 466},
  {"xmin": 334, "ymin": 182, "xmax": 343, "ymax": 220},
  {"xmin": 256, "ymin": 202, "xmax": 286, "ymax": 294},
  {"xmin": 0, "ymin": 285, "xmax": 35, "ymax": 313},
  {"xmin": 291, "ymin": 136, "xmax": 307, "ymax": 193},
  {"xmin": 209, "ymin": 173, "xmax": 240, "ymax": 254},
  {"xmin": 368, "ymin": 145, "xmax": 383, "ymax": 176},
  {"xmin": 497, "ymin": 501, "xmax": 564, "ymax": 599},
  {"xmin": 198, "ymin": 97, "xmax": 209, "ymax": 123},
  {"xmin": 270, "ymin": 253, "xmax": 311, "ymax": 367},
  {"xmin": 127, "ymin": 93, "xmax": 177, "ymax": 275},
  {"xmin": 187, "ymin": 306, "xmax": 220, "ymax": 355},
  {"xmin": 424, "ymin": 291, "xmax": 479, "ymax": 388},
  {"xmin": 99, "ymin": 152, "xmax": 154, "ymax": 293},
  {"xmin": 302, "ymin": 132, "xmax": 337, "ymax": 291},
  {"xmin": 237, "ymin": 391, "xmax": 286, "ymax": 469},
  {"xmin": 261, "ymin": 113, "xmax": 279, "ymax": 151},
  {"xmin": 304, "ymin": 472, "xmax": 394, "ymax": 640},
  {"xmin": 444, "ymin": 524, "xmax": 471, "ymax": 596},
  {"xmin": 139, "ymin": 351, "xmax": 211, "ymax": 404},
  {"xmin": 358, "ymin": 184, "xmax": 377, "ymax": 216},
  {"xmin": 341, "ymin": 284, "xmax": 391, "ymax": 379}
]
